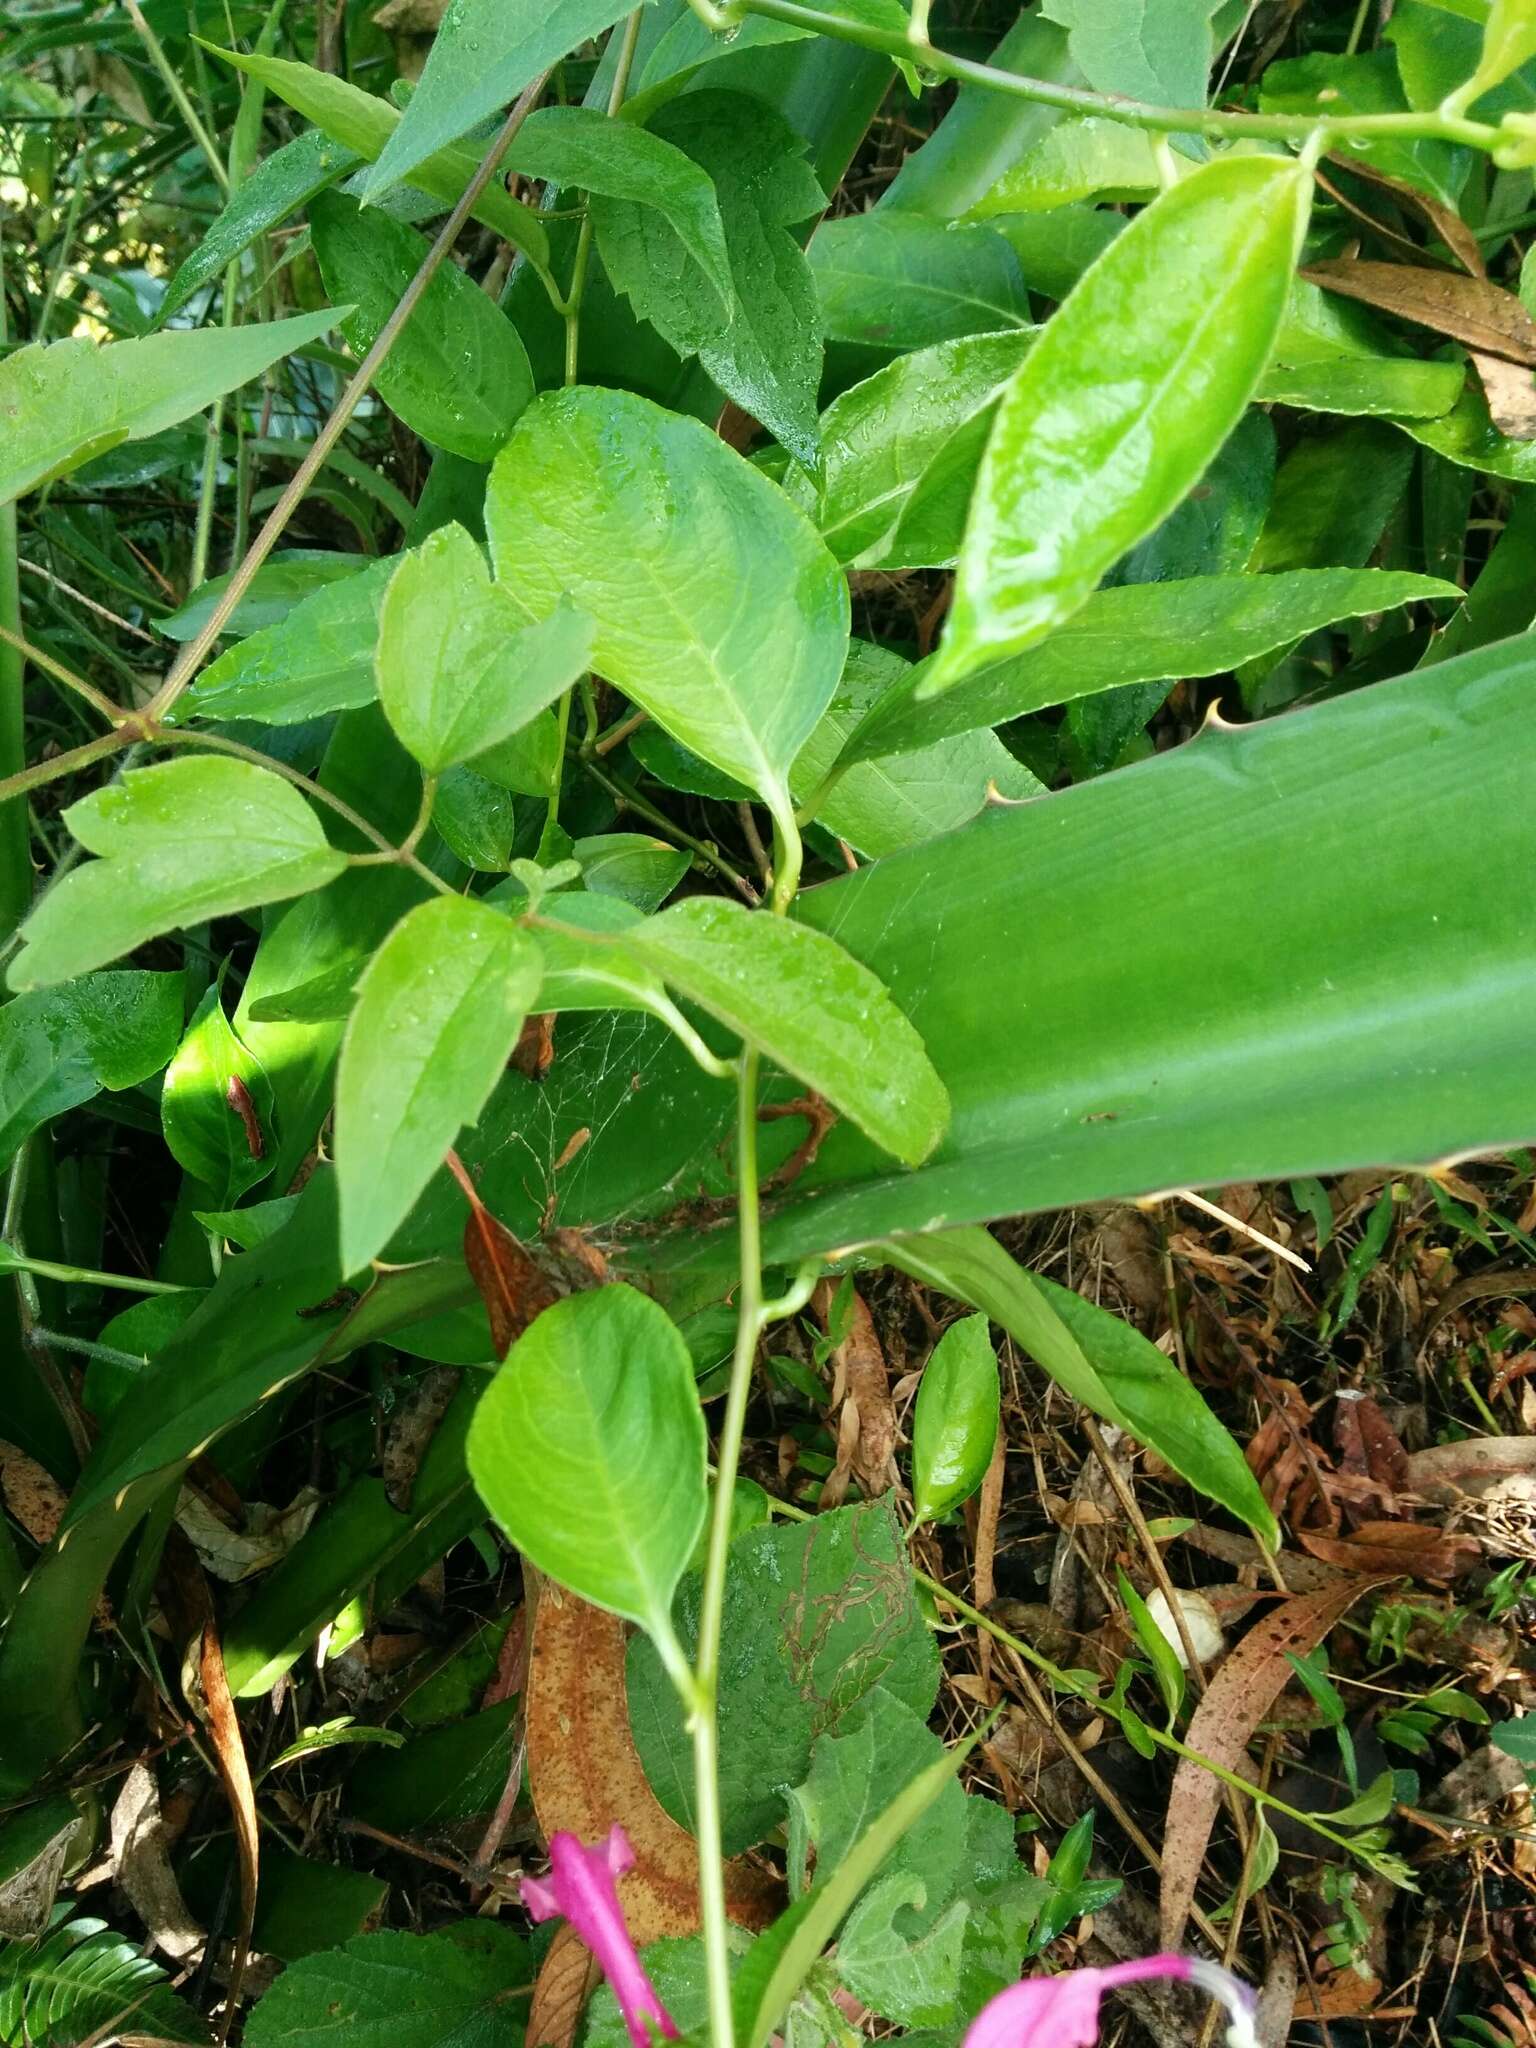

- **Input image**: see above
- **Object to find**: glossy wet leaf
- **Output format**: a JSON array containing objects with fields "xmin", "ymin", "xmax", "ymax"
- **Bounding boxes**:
[
  {"xmin": 1260, "ymin": 278, "xmax": 1467, "ymax": 419},
  {"xmin": 376, "ymin": 523, "xmax": 593, "ymax": 774},
  {"xmin": 1453, "ymin": 0, "xmax": 1536, "ymax": 106},
  {"xmin": 206, "ymin": 46, "xmax": 547, "ymax": 262},
  {"xmin": 851, "ymin": 568, "xmax": 1459, "ymax": 760},
  {"xmin": 573, "ymin": 834, "xmax": 690, "ymax": 912},
  {"xmin": 9, "ymin": 759, "xmax": 348, "ymax": 993},
  {"xmin": 0, "ymin": 310, "xmax": 341, "ymax": 505},
  {"xmin": 0, "ymin": 973, "xmax": 182, "ymax": 1170},
  {"xmin": 179, "ymin": 555, "xmax": 396, "ymax": 726},
  {"xmin": 160, "ymin": 129, "xmax": 360, "ymax": 321},
  {"xmin": 334, "ymin": 896, "xmax": 543, "ymax": 1271},
  {"xmin": 911, "ymin": 1313, "xmax": 999, "ymax": 1525},
  {"xmin": 928, "ymin": 155, "xmax": 1312, "ymax": 692},
  {"xmin": 817, "ymin": 330, "xmax": 1036, "ymax": 567},
  {"xmin": 310, "ymin": 194, "xmax": 535, "ymax": 463},
  {"xmin": 467, "ymin": 1285, "xmax": 706, "ymax": 1645},
  {"xmin": 810, "ymin": 214, "xmax": 1032, "ymax": 352},
  {"xmin": 159, "ymin": 550, "xmax": 370, "ymax": 643},
  {"xmin": 161, "ymin": 982, "xmax": 274, "ymax": 1206},
  {"xmin": 362, "ymin": 0, "xmax": 640, "ymax": 202},
  {"xmin": 1039, "ymin": 0, "xmax": 1222, "ymax": 108},
  {"xmin": 487, "ymin": 387, "xmax": 848, "ymax": 832},
  {"xmin": 630, "ymin": 896, "xmax": 949, "ymax": 1166}
]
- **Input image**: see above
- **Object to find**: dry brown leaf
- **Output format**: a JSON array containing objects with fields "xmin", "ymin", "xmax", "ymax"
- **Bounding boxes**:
[
  {"xmin": 109, "ymin": 1764, "xmax": 204, "ymax": 1963},
  {"xmin": 1297, "ymin": 1519, "xmax": 1479, "ymax": 1579},
  {"xmin": 464, "ymin": 1205, "xmax": 560, "ymax": 1361},
  {"xmin": 527, "ymin": 1921, "xmax": 601, "ymax": 2048},
  {"xmin": 175, "ymin": 1484, "xmax": 319, "ymax": 1584},
  {"xmin": 525, "ymin": 1584, "xmax": 781, "ymax": 1946},
  {"xmin": 1322, "ymin": 154, "xmax": 1487, "ymax": 276},
  {"xmin": 1473, "ymin": 350, "xmax": 1536, "ymax": 438},
  {"xmin": 381, "ymin": 1365, "xmax": 462, "ymax": 1512},
  {"xmin": 814, "ymin": 1282, "xmax": 896, "ymax": 1501},
  {"xmin": 1294, "ymin": 1970, "xmax": 1385, "ymax": 2021},
  {"xmin": 1302, "ymin": 259, "xmax": 1536, "ymax": 364},
  {"xmin": 1158, "ymin": 1576, "xmax": 1387, "ymax": 1948},
  {"xmin": 512, "ymin": 1012, "xmax": 556, "ymax": 1082},
  {"xmin": 197, "ymin": 1623, "xmax": 258, "ymax": 2041},
  {"xmin": 1407, "ymin": 1433, "xmax": 1536, "ymax": 1496}
]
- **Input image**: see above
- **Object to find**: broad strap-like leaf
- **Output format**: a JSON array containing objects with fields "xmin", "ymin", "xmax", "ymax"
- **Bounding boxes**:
[
  {"xmin": 467, "ymin": 1285, "xmax": 706, "ymax": 1644},
  {"xmin": 335, "ymin": 895, "xmax": 543, "ymax": 1272},
  {"xmin": 848, "ymin": 567, "xmax": 1460, "ymax": 761},
  {"xmin": 927, "ymin": 155, "xmax": 1313, "ymax": 691},
  {"xmin": 376, "ymin": 523, "xmax": 593, "ymax": 774},
  {"xmin": 486, "ymin": 387, "xmax": 848, "ymax": 835},
  {"xmin": 628, "ymin": 897, "xmax": 949, "ymax": 1167},
  {"xmin": 9, "ymin": 758, "xmax": 348, "ymax": 992},
  {"xmin": 310, "ymin": 194, "xmax": 534, "ymax": 464},
  {"xmin": 0, "ymin": 310, "xmax": 340, "ymax": 506}
]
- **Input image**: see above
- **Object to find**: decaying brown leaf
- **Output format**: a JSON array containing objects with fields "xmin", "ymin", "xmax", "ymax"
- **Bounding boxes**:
[
  {"xmin": 447, "ymin": 1151, "xmax": 560, "ymax": 1360},
  {"xmin": 1297, "ymin": 1519, "xmax": 1479, "ymax": 1579},
  {"xmin": 1322, "ymin": 155, "xmax": 1487, "ymax": 277},
  {"xmin": 1159, "ymin": 1577, "xmax": 1387, "ymax": 1948},
  {"xmin": 197, "ymin": 1623, "xmax": 258, "ymax": 2041},
  {"xmin": 1473, "ymin": 350, "xmax": 1536, "ymax": 439},
  {"xmin": 814, "ymin": 1281, "xmax": 897, "ymax": 1508},
  {"xmin": 525, "ymin": 1584, "xmax": 781, "ymax": 1947},
  {"xmin": 1302, "ymin": 259, "xmax": 1536, "ymax": 364},
  {"xmin": 381, "ymin": 1365, "xmax": 463, "ymax": 1511},
  {"xmin": 109, "ymin": 1763, "xmax": 204, "ymax": 1963},
  {"xmin": 527, "ymin": 1921, "xmax": 601, "ymax": 2048}
]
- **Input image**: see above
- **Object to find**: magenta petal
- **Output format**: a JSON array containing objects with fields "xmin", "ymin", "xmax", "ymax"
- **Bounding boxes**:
[
  {"xmin": 520, "ymin": 1874, "xmax": 560, "ymax": 1923},
  {"xmin": 963, "ymin": 1972, "xmax": 1108, "ymax": 2048},
  {"xmin": 532, "ymin": 1831, "xmax": 679, "ymax": 2048}
]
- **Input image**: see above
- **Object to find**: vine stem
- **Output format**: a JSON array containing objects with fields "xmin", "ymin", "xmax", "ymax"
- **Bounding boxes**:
[
  {"xmin": 682, "ymin": 0, "xmax": 1500, "ymax": 153},
  {"xmin": 143, "ymin": 71, "xmax": 553, "ymax": 727}
]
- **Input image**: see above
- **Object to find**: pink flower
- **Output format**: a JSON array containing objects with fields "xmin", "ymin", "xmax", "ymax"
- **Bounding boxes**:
[
  {"xmin": 964, "ymin": 1953, "xmax": 1258, "ymax": 2048},
  {"xmin": 521, "ymin": 1827, "xmax": 680, "ymax": 2048}
]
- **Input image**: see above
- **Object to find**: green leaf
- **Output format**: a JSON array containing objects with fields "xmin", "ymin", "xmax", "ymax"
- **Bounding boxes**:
[
  {"xmin": 310, "ymin": 193, "xmax": 535, "ymax": 463},
  {"xmin": 1445, "ymin": 0, "xmax": 1536, "ymax": 107},
  {"xmin": 1258, "ymin": 49, "xmax": 1465, "ymax": 206},
  {"xmin": 788, "ymin": 1688, "xmax": 966, "ymax": 1902},
  {"xmin": 849, "ymin": 569, "xmax": 1460, "ymax": 760},
  {"xmin": 967, "ymin": 116, "xmax": 1161, "ymax": 216},
  {"xmin": 573, "ymin": 834, "xmax": 690, "ymax": 912},
  {"xmin": 0, "ymin": 1913, "xmax": 208, "ymax": 2046},
  {"xmin": 1038, "ymin": 0, "xmax": 1222, "ymax": 108},
  {"xmin": 732, "ymin": 1713, "xmax": 987, "ymax": 2048},
  {"xmin": 487, "ymin": 387, "xmax": 848, "ymax": 834},
  {"xmin": 1260, "ymin": 279, "xmax": 1466, "ymax": 420},
  {"xmin": 335, "ymin": 896, "xmax": 542, "ymax": 1271},
  {"xmin": 817, "ymin": 330, "xmax": 1036, "ymax": 568},
  {"xmin": 629, "ymin": 896, "xmax": 949, "ymax": 1166},
  {"xmin": 876, "ymin": 1229, "xmax": 1279, "ymax": 1547},
  {"xmin": 467, "ymin": 1285, "xmax": 706, "ymax": 1645},
  {"xmin": 927, "ymin": 155, "xmax": 1311, "ymax": 692},
  {"xmin": 376, "ymin": 524, "xmax": 593, "ymax": 773},
  {"xmin": 431, "ymin": 769, "xmax": 520, "ymax": 872},
  {"xmin": 627, "ymin": 1501, "xmax": 939, "ymax": 1851},
  {"xmin": 0, "ymin": 973, "xmax": 181, "ymax": 1170},
  {"xmin": 1117, "ymin": 1566, "xmax": 1186, "ymax": 1725},
  {"xmin": 361, "ymin": 0, "xmax": 643, "ymax": 202},
  {"xmin": 911, "ymin": 1313, "xmax": 999, "ymax": 1525},
  {"xmin": 1492, "ymin": 1720, "xmax": 1536, "ymax": 1765},
  {"xmin": 810, "ymin": 215, "xmax": 1032, "ymax": 351},
  {"xmin": 244, "ymin": 1924, "xmax": 533, "ymax": 2048},
  {"xmin": 0, "ymin": 310, "xmax": 341, "ymax": 505},
  {"xmin": 203, "ymin": 45, "xmax": 549, "ymax": 264},
  {"xmin": 1251, "ymin": 421, "xmax": 1416, "ymax": 575},
  {"xmin": 1394, "ymin": 375, "xmax": 1536, "ymax": 484},
  {"xmin": 179, "ymin": 555, "xmax": 397, "ymax": 726},
  {"xmin": 643, "ymin": 91, "xmax": 828, "ymax": 464},
  {"xmin": 9, "ymin": 759, "xmax": 348, "ymax": 993},
  {"xmin": 161, "ymin": 982, "xmax": 274, "ymax": 1206},
  {"xmin": 585, "ymin": 1938, "xmax": 720, "ymax": 2048},
  {"xmin": 160, "ymin": 550, "xmax": 371, "ymax": 643},
  {"xmin": 505, "ymin": 104, "xmax": 733, "ymax": 321},
  {"xmin": 160, "ymin": 129, "xmax": 361, "ymax": 321},
  {"xmin": 1330, "ymin": 1771, "xmax": 1397, "ymax": 1826}
]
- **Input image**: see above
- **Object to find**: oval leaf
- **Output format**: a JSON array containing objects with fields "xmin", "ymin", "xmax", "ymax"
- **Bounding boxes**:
[
  {"xmin": 487, "ymin": 387, "xmax": 849, "ymax": 833},
  {"xmin": 910, "ymin": 1312, "xmax": 999, "ymax": 1525},
  {"xmin": 467, "ymin": 1284, "xmax": 707, "ymax": 1643},
  {"xmin": 335, "ymin": 897, "xmax": 543, "ymax": 1271},
  {"xmin": 9, "ymin": 758, "xmax": 348, "ymax": 993},
  {"xmin": 926, "ymin": 154, "xmax": 1312, "ymax": 692}
]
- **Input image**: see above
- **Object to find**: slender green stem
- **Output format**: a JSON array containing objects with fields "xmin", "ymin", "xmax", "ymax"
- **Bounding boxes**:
[
  {"xmin": 144, "ymin": 72, "xmax": 553, "ymax": 725},
  {"xmin": 0, "ymin": 729, "xmax": 129, "ymax": 807},
  {"xmin": 561, "ymin": 7, "xmax": 644, "ymax": 385},
  {"xmin": 769, "ymin": 804, "xmax": 804, "ymax": 915},
  {"xmin": 580, "ymin": 755, "xmax": 759, "ymax": 897},
  {"xmin": 683, "ymin": 0, "xmax": 1500, "ymax": 152},
  {"xmin": 0, "ymin": 1248, "xmax": 190, "ymax": 1296},
  {"xmin": 691, "ymin": 1048, "xmax": 763, "ymax": 2048},
  {"xmin": 0, "ymin": 624, "xmax": 128, "ymax": 724},
  {"xmin": 37, "ymin": 150, "xmax": 90, "ymax": 342},
  {"xmin": 0, "ymin": 231, "xmax": 28, "ymax": 944},
  {"xmin": 124, "ymin": 0, "xmax": 231, "ymax": 192}
]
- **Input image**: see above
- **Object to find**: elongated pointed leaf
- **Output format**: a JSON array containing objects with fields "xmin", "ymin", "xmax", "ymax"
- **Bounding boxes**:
[
  {"xmin": 9, "ymin": 759, "xmax": 348, "ymax": 992},
  {"xmin": 631, "ymin": 897, "xmax": 949, "ymax": 1167},
  {"xmin": 362, "ymin": 0, "xmax": 642, "ymax": 202},
  {"xmin": 376, "ymin": 523, "xmax": 593, "ymax": 773},
  {"xmin": 0, "ymin": 309, "xmax": 340, "ymax": 505},
  {"xmin": 335, "ymin": 896, "xmax": 543, "ymax": 1271},
  {"xmin": 310, "ymin": 194, "xmax": 534, "ymax": 463},
  {"xmin": 927, "ymin": 155, "xmax": 1312, "ymax": 691},
  {"xmin": 179, "ymin": 555, "xmax": 398, "ymax": 726},
  {"xmin": 487, "ymin": 388, "xmax": 848, "ymax": 833},
  {"xmin": 160, "ymin": 129, "xmax": 361, "ymax": 321},
  {"xmin": 467, "ymin": 1285, "xmax": 706, "ymax": 1643},
  {"xmin": 911, "ymin": 1313, "xmax": 998, "ymax": 1525},
  {"xmin": 849, "ymin": 568, "xmax": 1459, "ymax": 761},
  {"xmin": 203, "ymin": 45, "xmax": 548, "ymax": 263}
]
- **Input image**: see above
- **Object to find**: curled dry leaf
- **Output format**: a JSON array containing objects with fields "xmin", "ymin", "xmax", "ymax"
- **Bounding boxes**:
[
  {"xmin": 1301, "ymin": 260, "xmax": 1536, "ymax": 366},
  {"xmin": 1473, "ymin": 351, "xmax": 1536, "ymax": 440},
  {"xmin": 1296, "ymin": 1519, "xmax": 1480, "ymax": 1579},
  {"xmin": 525, "ymin": 1583, "xmax": 782, "ymax": 1946},
  {"xmin": 1407, "ymin": 1433, "xmax": 1536, "ymax": 1499},
  {"xmin": 528, "ymin": 1921, "xmax": 602, "ymax": 2048},
  {"xmin": 1322, "ymin": 155, "xmax": 1487, "ymax": 277},
  {"xmin": 814, "ymin": 1280, "xmax": 897, "ymax": 1508},
  {"xmin": 1159, "ymin": 1576, "xmax": 1388, "ymax": 1949},
  {"xmin": 452, "ymin": 1157, "xmax": 560, "ymax": 1360},
  {"xmin": 196, "ymin": 1622, "xmax": 258, "ymax": 2037},
  {"xmin": 109, "ymin": 1763, "xmax": 204, "ymax": 1963}
]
